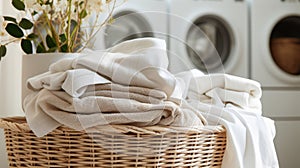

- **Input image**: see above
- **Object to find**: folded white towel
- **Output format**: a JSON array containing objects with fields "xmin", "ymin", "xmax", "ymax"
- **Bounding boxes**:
[{"xmin": 176, "ymin": 69, "xmax": 262, "ymax": 112}]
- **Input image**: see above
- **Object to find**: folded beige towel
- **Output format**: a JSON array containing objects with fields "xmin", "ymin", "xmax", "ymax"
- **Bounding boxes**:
[
  {"xmin": 82, "ymin": 83, "xmax": 168, "ymax": 104},
  {"xmin": 24, "ymin": 88, "xmax": 206, "ymax": 137}
]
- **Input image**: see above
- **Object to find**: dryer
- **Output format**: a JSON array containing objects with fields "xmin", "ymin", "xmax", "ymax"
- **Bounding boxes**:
[
  {"xmin": 251, "ymin": 0, "xmax": 300, "ymax": 87},
  {"xmin": 92, "ymin": 0, "xmax": 168, "ymax": 50},
  {"xmin": 251, "ymin": 0, "xmax": 300, "ymax": 167},
  {"xmin": 168, "ymin": 0, "xmax": 248, "ymax": 78}
]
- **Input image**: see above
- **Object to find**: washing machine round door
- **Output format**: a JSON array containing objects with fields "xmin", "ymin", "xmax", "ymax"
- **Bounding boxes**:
[
  {"xmin": 186, "ymin": 16, "xmax": 232, "ymax": 72},
  {"xmin": 269, "ymin": 16, "xmax": 300, "ymax": 75},
  {"xmin": 104, "ymin": 11, "xmax": 154, "ymax": 48}
]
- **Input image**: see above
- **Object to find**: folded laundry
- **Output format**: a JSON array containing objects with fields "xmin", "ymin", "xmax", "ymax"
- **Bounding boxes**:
[
  {"xmin": 176, "ymin": 69, "xmax": 262, "ymax": 112},
  {"xmin": 24, "ymin": 38, "xmax": 206, "ymax": 137},
  {"xmin": 27, "ymin": 69, "xmax": 111, "ymax": 97},
  {"xmin": 24, "ymin": 87, "xmax": 206, "ymax": 137},
  {"xmin": 83, "ymin": 83, "xmax": 168, "ymax": 103},
  {"xmin": 28, "ymin": 38, "xmax": 183, "ymax": 103}
]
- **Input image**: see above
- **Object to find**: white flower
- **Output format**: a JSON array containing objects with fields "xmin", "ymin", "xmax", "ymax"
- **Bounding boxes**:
[
  {"xmin": 86, "ymin": 0, "xmax": 104, "ymax": 13},
  {"xmin": 53, "ymin": 0, "xmax": 68, "ymax": 12},
  {"xmin": 0, "ymin": 17, "xmax": 7, "ymax": 37},
  {"xmin": 41, "ymin": 4, "xmax": 51, "ymax": 12},
  {"xmin": 16, "ymin": 11, "xmax": 27, "ymax": 22},
  {"xmin": 32, "ymin": 3, "xmax": 43, "ymax": 11},
  {"xmin": 24, "ymin": 0, "xmax": 37, "ymax": 9}
]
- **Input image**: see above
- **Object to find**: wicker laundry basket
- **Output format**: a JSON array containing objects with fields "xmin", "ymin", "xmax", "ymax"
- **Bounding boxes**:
[{"xmin": 0, "ymin": 117, "xmax": 226, "ymax": 168}]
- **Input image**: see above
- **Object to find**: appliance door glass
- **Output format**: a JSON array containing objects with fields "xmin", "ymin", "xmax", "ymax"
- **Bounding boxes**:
[
  {"xmin": 269, "ymin": 16, "xmax": 300, "ymax": 75},
  {"xmin": 104, "ymin": 11, "xmax": 154, "ymax": 48},
  {"xmin": 186, "ymin": 16, "xmax": 232, "ymax": 72}
]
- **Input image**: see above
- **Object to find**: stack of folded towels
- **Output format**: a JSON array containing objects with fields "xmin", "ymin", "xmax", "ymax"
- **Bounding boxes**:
[{"xmin": 24, "ymin": 38, "xmax": 279, "ymax": 168}]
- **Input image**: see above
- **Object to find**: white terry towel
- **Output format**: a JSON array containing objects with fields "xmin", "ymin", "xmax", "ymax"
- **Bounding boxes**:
[
  {"xmin": 177, "ymin": 69, "xmax": 279, "ymax": 168},
  {"xmin": 176, "ymin": 69, "xmax": 262, "ymax": 112}
]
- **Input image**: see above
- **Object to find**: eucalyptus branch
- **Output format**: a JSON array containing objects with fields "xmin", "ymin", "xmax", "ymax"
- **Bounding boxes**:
[
  {"xmin": 29, "ymin": 10, "xmax": 47, "ymax": 49},
  {"xmin": 70, "ymin": 0, "xmax": 87, "ymax": 52},
  {"xmin": 66, "ymin": 0, "xmax": 73, "ymax": 52},
  {"xmin": 88, "ymin": 11, "xmax": 100, "ymax": 40},
  {"xmin": 49, "ymin": 5, "xmax": 61, "ymax": 51},
  {"xmin": 1, "ymin": 38, "xmax": 20, "ymax": 46},
  {"xmin": 43, "ymin": 10, "xmax": 60, "ymax": 51}
]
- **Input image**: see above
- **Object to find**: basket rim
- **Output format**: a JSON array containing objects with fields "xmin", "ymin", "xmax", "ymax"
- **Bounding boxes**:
[{"xmin": 0, "ymin": 116, "xmax": 225, "ymax": 135}]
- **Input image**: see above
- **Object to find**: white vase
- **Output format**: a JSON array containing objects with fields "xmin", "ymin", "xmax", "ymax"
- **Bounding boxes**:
[{"xmin": 21, "ymin": 53, "xmax": 81, "ymax": 110}]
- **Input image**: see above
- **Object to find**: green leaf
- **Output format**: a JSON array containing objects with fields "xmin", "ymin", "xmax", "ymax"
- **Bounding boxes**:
[
  {"xmin": 46, "ymin": 34, "xmax": 57, "ymax": 48},
  {"xmin": 80, "ymin": 10, "xmax": 87, "ymax": 19},
  {"xmin": 12, "ymin": 0, "xmax": 25, "ymax": 11},
  {"xmin": 47, "ymin": 47, "xmax": 57, "ymax": 53},
  {"xmin": 59, "ymin": 34, "xmax": 67, "ymax": 52},
  {"xmin": 3, "ymin": 16, "xmax": 17, "ymax": 23},
  {"xmin": 5, "ymin": 23, "xmax": 24, "ymax": 38},
  {"xmin": 27, "ymin": 33, "xmax": 38, "ymax": 40},
  {"xmin": 21, "ymin": 39, "xmax": 33, "ymax": 54},
  {"xmin": 0, "ymin": 45, "xmax": 7, "ymax": 57},
  {"xmin": 60, "ymin": 44, "xmax": 68, "ymax": 52},
  {"xmin": 59, "ymin": 34, "xmax": 67, "ymax": 42},
  {"xmin": 36, "ymin": 42, "xmax": 46, "ymax": 53},
  {"xmin": 19, "ymin": 18, "xmax": 33, "ymax": 30},
  {"xmin": 79, "ymin": 1, "xmax": 84, "ymax": 6},
  {"xmin": 32, "ymin": 11, "xmax": 38, "ymax": 16},
  {"xmin": 71, "ymin": 19, "xmax": 78, "ymax": 27}
]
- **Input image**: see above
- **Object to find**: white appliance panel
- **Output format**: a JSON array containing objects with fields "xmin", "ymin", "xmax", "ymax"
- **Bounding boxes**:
[
  {"xmin": 262, "ymin": 90, "xmax": 300, "ymax": 118},
  {"xmin": 93, "ymin": 0, "xmax": 168, "ymax": 50},
  {"xmin": 274, "ymin": 121, "xmax": 300, "ymax": 168},
  {"xmin": 169, "ymin": 0, "xmax": 248, "ymax": 78}
]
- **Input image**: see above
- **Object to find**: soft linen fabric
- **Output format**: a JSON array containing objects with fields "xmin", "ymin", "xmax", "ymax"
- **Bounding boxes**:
[
  {"xmin": 176, "ymin": 69, "xmax": 279, "ymax": 168},
  {"xmin": 24, "ymin": 38, "xmax": 206, "ymax": 137},
  {"xmin": 27, "ymin": 69, "xmax": 111, "ymax": 97},
  {"xmin": 176, "ymin": 69, "xmax": 262, "ymax": 112},
  {"xmin": 24, "ymin": 87, "xmax": 206, "ymax": 137},
  {"xmin": 27, "ymin": 38, "xmax": 183, "ymax": 103}
]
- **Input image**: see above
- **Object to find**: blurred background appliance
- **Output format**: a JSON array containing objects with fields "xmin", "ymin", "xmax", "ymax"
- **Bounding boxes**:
[
  {"xmin": 250, "ymin": 0, "xmax": 300, "ymax": 167},
  {"xmin": 93, "ymin": 0, "xmax": 168, "ymax": 50},
  {"xmin": 168, "ymin": 0, "xmax": 248, "ymax": 78}
]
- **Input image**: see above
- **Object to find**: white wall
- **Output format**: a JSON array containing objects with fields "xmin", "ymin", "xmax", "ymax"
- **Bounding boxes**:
[{"xmin": 0, "ymin": 1, "xmax": 23, "ymax": 167}]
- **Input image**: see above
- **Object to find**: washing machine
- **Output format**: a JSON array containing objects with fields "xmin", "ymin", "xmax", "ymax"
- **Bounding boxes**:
[
  {"xmin": 168, "ymin": 0, "xmax": 248, "ymax": 78},
  {"xmin": 251, "ymin": 0, "xmax": 300, "ymax": 167},
  {"xmin": 92, "ymin": 0, "xmax": 168, "ymax": 50}
]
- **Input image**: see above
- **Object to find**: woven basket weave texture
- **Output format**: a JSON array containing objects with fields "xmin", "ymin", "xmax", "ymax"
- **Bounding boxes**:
[{"xmin": 0, "ymin": 117, "xmax": 226, "ymax": 168}]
